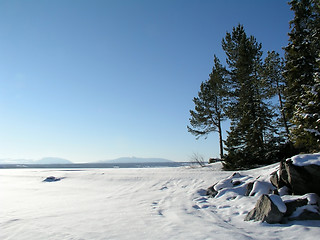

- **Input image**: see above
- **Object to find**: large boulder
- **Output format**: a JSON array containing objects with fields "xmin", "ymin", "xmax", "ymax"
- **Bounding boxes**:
[
  {"xmin": 245, "ymin": 194, "xmax": 286, "ymax": 224},
  {"xmin": 271, "ymin": 159, "xmax": 320, "ymax": 195}
]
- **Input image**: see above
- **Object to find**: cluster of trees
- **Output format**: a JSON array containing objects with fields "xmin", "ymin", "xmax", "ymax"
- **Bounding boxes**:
[{"xmin": 188, "ymin": 0, "xmax": 320, "ymax": 170}]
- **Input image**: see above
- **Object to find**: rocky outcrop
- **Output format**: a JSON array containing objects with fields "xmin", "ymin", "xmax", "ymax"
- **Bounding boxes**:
[
  {"xmin": 206, "ymin": 153, "xmax": 320, "ymax": 224},
  {"xmin": 271, "ymin": 159, "xmax": 320, "ymax": 195}
]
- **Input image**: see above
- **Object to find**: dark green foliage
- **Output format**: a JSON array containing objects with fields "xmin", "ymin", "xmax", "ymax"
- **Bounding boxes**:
[
  {"xmin": 263, "ymin": 51, "xmax": 291, "ymax": 142},
  {"xmin": 284, "ymin": 0, "xmax": 317, "ymax": 115},
  {"xmin": 291, "ymin": 72, "xmax": 320, "ymax": 151},
  {"xmin": 189, "ymin": 1, "xmax": 320, "ymax": 169},
  {"xmin": 221, "ymin": 25, "xmax": 277, "ymax": 169},
  {"xmin": 188, "ymin": 55, "xmax": 227, "ymax": 158},
  {"xmin": 284, "ymin": 0, "xmax": 320, "ymax": 151}
]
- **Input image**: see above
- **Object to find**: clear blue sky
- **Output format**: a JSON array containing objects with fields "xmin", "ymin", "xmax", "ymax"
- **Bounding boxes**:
[{"xmin": 0, "ymin": 0, "xmax": 293, "ymax": 163}]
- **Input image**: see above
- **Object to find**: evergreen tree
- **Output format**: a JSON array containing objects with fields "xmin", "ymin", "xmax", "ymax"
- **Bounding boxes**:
[
  {"xmin": 263, "ymin": 51, "xmax": 290, "ymax": 140},
  {"xmin": 284, "ymin": 0, "xmax": 316, "ymax": 116},
  {"xmin": 222, "ymin": 24, "xmax": 276, "ymax": 169},
  {"xmin": 291, "ymin": 71, "xmax": 320, "ymax": 150},
  {"xmin": 188, "ymin": 55, "xmax": 227, "ymax": 159},
  {"xmin": 284, "ymin": 0, "xmax": 320, "ymax": 151}
]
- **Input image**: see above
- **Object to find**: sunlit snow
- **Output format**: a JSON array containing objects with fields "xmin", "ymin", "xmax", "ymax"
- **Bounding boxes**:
[{"xmin": 1, "ymin": 162, "xmax": 319, "ymax": 240}]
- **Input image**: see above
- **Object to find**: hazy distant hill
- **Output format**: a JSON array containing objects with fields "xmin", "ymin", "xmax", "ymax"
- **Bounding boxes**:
[
  {"xmin": 35, "ymin": 157, "xmax": 72, "ymax": 164},
  {"xmin": 0, "ymin": 159, "xmax": 34, "ymax": 164},
  {"xmin": 0, "ymin": 157, "xmax": 72, "ymax": 164},
  {"xmin": 101, "ymin": 157, "xmax": 174, "ymax": 163}
]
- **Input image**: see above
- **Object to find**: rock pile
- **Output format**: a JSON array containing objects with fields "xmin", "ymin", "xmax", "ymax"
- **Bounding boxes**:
[{"xmin": 206, "ymin": 153, "xmax": 320, "ymax": 224}]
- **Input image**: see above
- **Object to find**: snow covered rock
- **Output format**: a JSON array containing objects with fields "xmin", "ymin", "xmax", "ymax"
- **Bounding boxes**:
[
  {"xmin": 249, "ymin": 180, "xmax": 275, "ymax": 196},
  {"xmin": 43, "ymin": 176, "xmax": 62, "ymax": 182},
  {"xmin": 245, "ymin": 181, "xmax": 254, "ymax": 196},
  {"xmin": 288, "ymin": 205, "xmax": 320, "ymax": 221},
  {"xmin": 206, "ymin": 183, "xmax": 218, "ymax": 197},
  {"xmin": 206, "ymin": 172, "xmax": 253, "ymax": 198},
  {"xmin": 205, "ymin": 153, "xmax": 320, "ymax": 224},
  {"xmin": 271, "ymin": 154, "xmax": 320, "ymax": 195},
  {"xmin": 245, "ymin": 194, "xmax": 286, "ymax": 224},
  {"xmin": 283, "ymin": 193, "xmax": 320, "ymax": 221},
  {"xmin": 284, "ymin": 198, "xmax": 308, "ymax": 217}
]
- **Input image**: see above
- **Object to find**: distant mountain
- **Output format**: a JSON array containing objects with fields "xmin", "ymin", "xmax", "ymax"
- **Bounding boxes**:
[
  {"xmin": 0, "ymin": 158, "xmax": 34, "ymax": 164},
  {"xmin": 35, "ymin": 157, "xmax": 73, "ymax": 164},
  {"xmin": 0, "ymin": 157, "xmax": 73, "ymax": 165},
  {"xmin": 101, "ymin": 157, "xmax": 174, "ymax": 164}
]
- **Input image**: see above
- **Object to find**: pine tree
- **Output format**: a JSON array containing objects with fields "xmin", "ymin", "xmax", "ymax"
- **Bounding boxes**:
[
  {"xmin": 263, "ymin": 51, "xmax": 290, "ymax": 140},
  {"xmin": 284, "ymin": 0, "xmax": 320, "ymax": 151},
  {"xmin": 291, "ymin": 71, "xmax": 320, "ymax": 150},
  {"xmin": 284, "ymin": 0, "xmax": 316, "ymax": 116},
  {"xmin": 188, "ymin": 55, "xmax": 227, "ymax": 159},
  {"xmin": 222, "ymin": 24, "xmax": 276, "ymax": 169}
]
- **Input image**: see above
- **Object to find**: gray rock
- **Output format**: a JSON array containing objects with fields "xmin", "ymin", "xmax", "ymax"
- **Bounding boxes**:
[
  {"xmin": 245, "ymin": 182, "xmax": 254, "ymax": 196},
  {"xmin": 43, "ymin": 176, "xmax": 62, "ymax": 182},
  {"xmin": 232, "ymin": 180, "xmax": 241, "ymax": 186},
  {"xmin": 284, "ymin": 198, "xmax": 308, "ymax": 217},
  {"xmin": 303, "ymin": 164, "xmax": 320, "ymax": 195},
  {"xmin": 275, "ymin": 160, "xmax": 320, "ymax": 195},
  {"xmin": 278, "ymin": 161, "xmax": 289, "ymax": 185},
  {"xmin": 245, "ymin": 194, "xmax": 285, "ymax": 224},
  {"xmin": 270, "ymin": 171, "xmax": 279, "ymax": 188},
  {"xmin": 284, "ymin": 161, "xmax": 310, "ymax": 195},
  {"xmin": 206, "ymin": 183, "xmax": 218, "ymax": 197},
  {"xmin": 289, "ymin": 208, "xmax": 320, "ymax": 221}
]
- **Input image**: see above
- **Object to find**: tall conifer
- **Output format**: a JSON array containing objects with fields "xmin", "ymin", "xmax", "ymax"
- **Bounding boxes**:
[
  {"xmin": 263, "ymin": 51, "xmax": 290, "ymax": 140},
  {"xmin": 222, "ymin": 25, "xmax": 275, "ymax": 169},
  {"xmin": 284, "ymin": 0, "xmax": 320, "ymax": 151},
  {"xmin": 188, "ymin": 55, "xmax": 227, "ymax": 158}
]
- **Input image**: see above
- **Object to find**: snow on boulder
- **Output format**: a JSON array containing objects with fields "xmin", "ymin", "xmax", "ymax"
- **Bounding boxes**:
[
  {"xmin": 249, "ymin": 181, "xmax": 276, "ymax": 197},
  {"xmin": 270, "ymin": 153, "xmax": 320, "ymax": 195},
  {"xmin": 206, "ymin": 172, "xmax": 253, "ymax": 198},
  {"xmin": 214, "ymin": 172, "xmax": 243, "ymax": 190},
  {"xmin": 289, "ymin": 205, "xmax": 320, "ymax": 221},
  {"xmin": 306, "ymin": 193, "xmax": 320, "ymax": 205},
  {"xmin": 291, "ymin": 153, "xmax": 320, "ymax": 166},
  {"xmin": 269, "ymin": 194, "xmax": 287, "ymax": 213},
  {"xmin": 284, "ymin": 198, "xmax": 308, "ymax": 218},
  {"xmin": 282, "ymin": 193, "xmax": 320, "ymax": 221},
  {"xmin": 205, "ymin": 153, "xmax": 320, "ymax": 224}
]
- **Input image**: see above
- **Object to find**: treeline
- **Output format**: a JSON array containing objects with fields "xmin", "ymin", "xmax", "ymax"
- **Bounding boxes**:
[{"xmin": 188, "ymin": 0, "xmax": 320, "ymax": 170}]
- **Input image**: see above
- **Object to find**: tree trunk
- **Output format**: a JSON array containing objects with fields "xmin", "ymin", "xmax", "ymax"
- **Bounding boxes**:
[
  {"xmin": 218, "ymin": 118, "xmax": 224, "ymax": 159},
  {"xmin": 277, "ymin": 84, "xmax": 290, "ymax": 138}
]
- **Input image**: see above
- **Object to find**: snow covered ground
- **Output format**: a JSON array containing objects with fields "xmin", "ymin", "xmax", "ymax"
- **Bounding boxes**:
[{"xmin": 1, "ymin": 163, "xmax": 319, "ymax": 240}]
